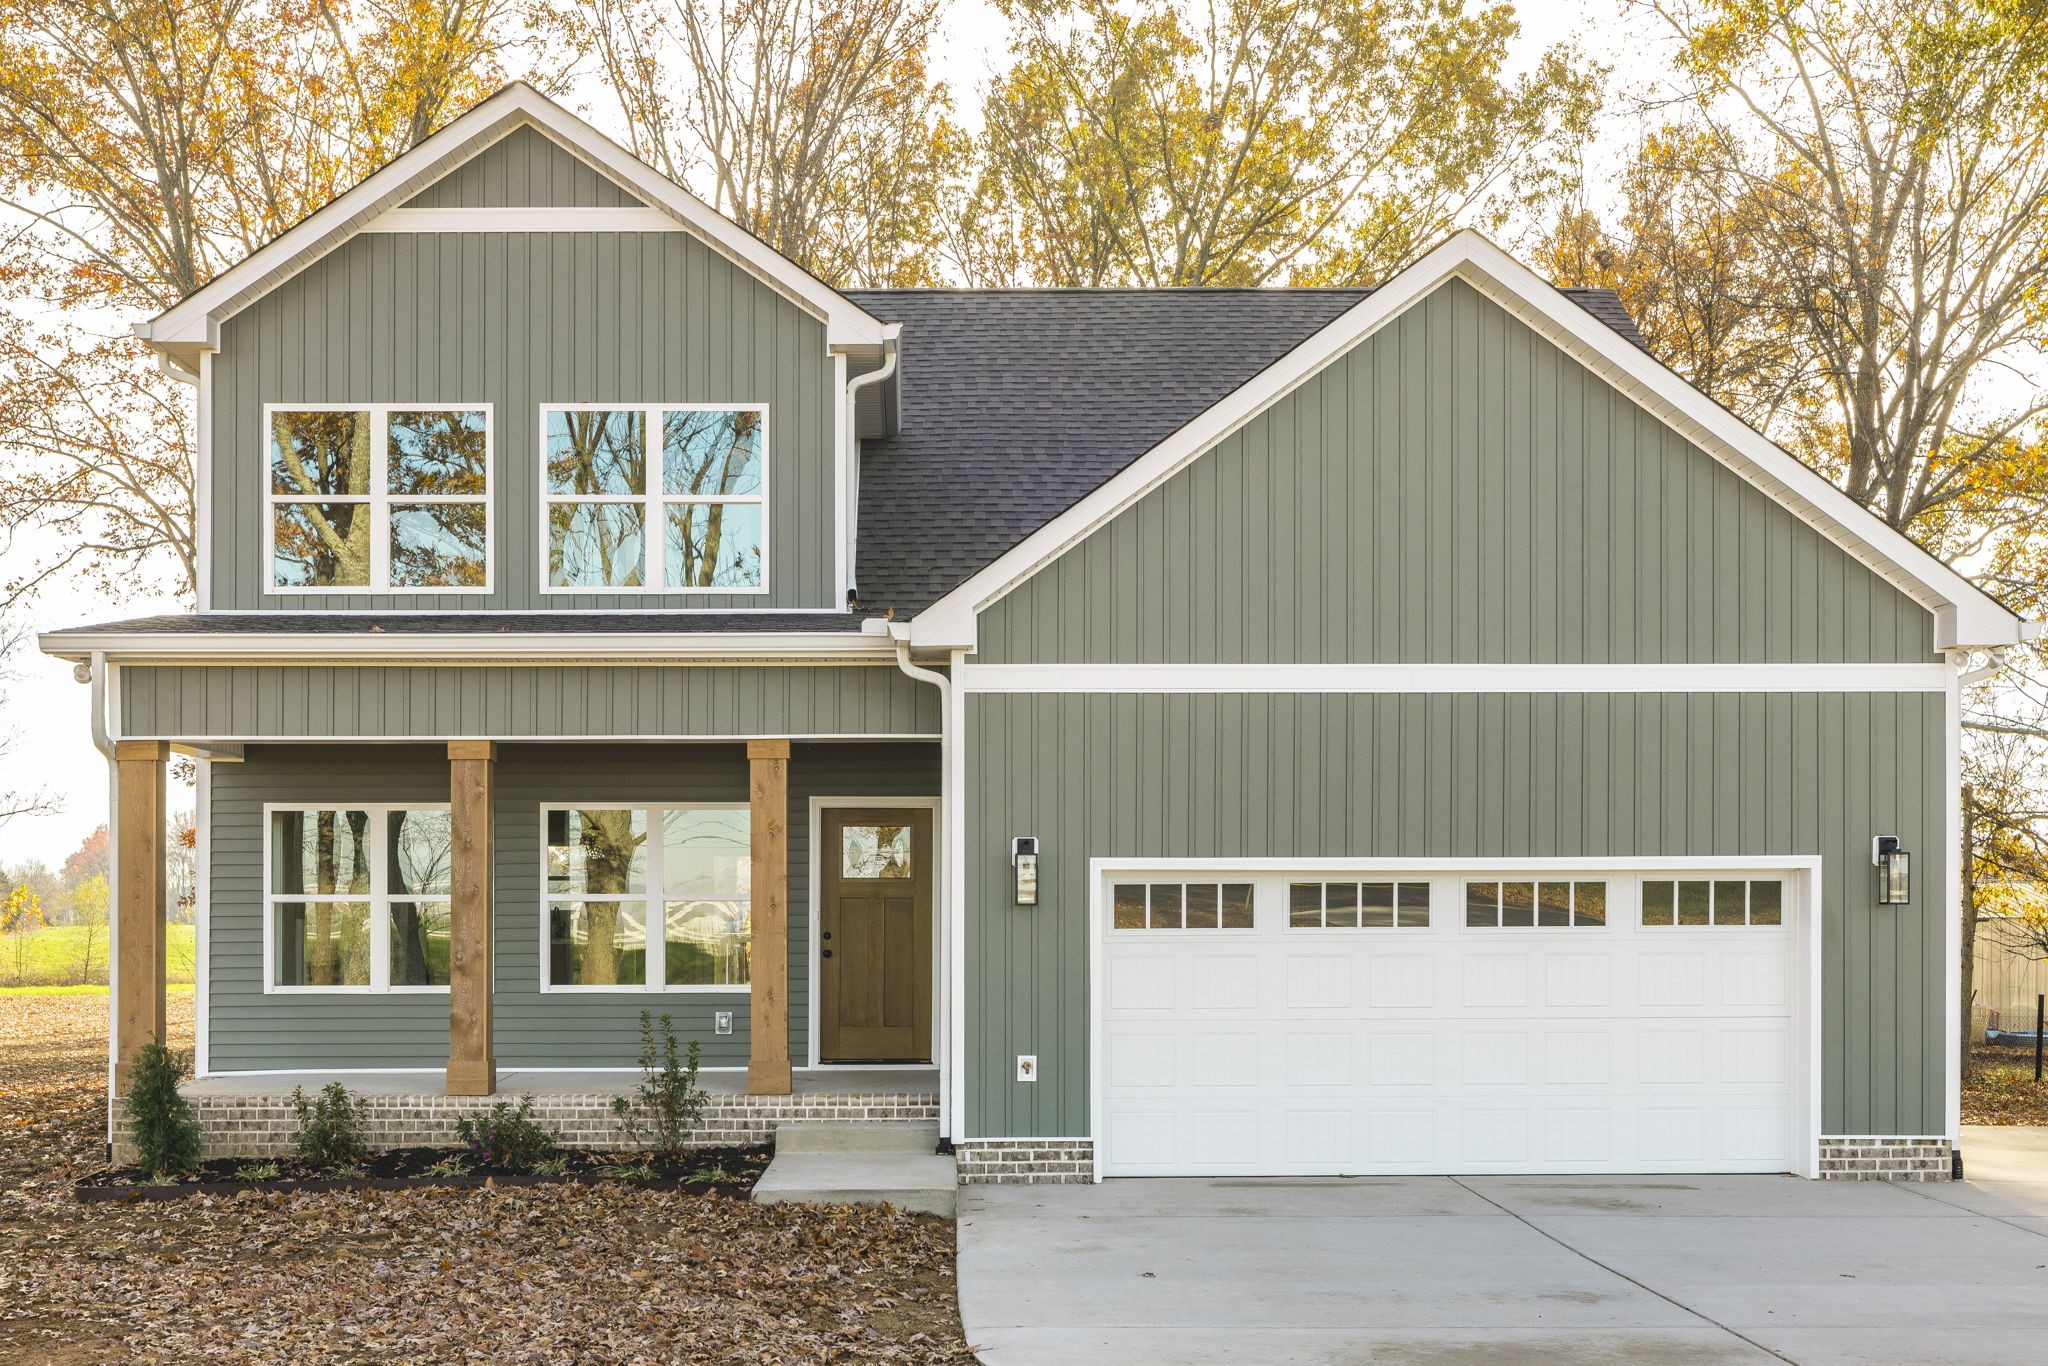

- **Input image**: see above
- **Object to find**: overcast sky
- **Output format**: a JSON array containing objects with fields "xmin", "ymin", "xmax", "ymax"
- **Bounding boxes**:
[{"xmin": 0, "ymin": 0, "xmax": 1659, "ymax": 871}]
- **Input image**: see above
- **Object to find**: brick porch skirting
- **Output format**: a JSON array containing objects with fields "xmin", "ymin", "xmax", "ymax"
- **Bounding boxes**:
[
  {"xmin": 1816, "ymin": 1136, "xmax": 1953, "ymax": 1181},
  {"xmin": 955, "ymin": 1139, "xmax": 1094, "ymax": 1184},
  {"xmin": 119, "ymin": 1090, "xmax": 940, "ymax": 1165}
]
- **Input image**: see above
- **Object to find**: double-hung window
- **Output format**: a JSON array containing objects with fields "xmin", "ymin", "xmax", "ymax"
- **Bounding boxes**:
[
  {"xmin": 544, "ymin": 804, "xmax": 752, "ymax": 990},
  {"xmin": 542, "ymin": 405, "xmax": 766, "ymax": 591},
  {"xmin": 267, "ymin": 405, "xmax": 490, "ymax": 591},
  {"xmin": 266, "ymin": 805, "xmax": 453, "ymax": 991}
]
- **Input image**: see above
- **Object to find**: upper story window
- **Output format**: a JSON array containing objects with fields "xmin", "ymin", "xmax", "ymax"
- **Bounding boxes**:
[
  {"xmin": 542, "ymin": 405, "xmax": 766, "ymax": 592},
  {"xmin": 268, "ymin": 405, "xmax": 491, "ymax": 592}
]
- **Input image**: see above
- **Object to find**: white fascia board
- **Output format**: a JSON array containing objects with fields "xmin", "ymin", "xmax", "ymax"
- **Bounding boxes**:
[
  {"xmin": 956, "ymin": 661, "xmax": 1951, "ymax": 693},
  {"xmin": 909, "ymin": 229, "xmax": 2024, "ymax": 652},
  {"xmin": 35, "ymin": 630, "xmax": 896, "ymax": 665},
  {"xmin": 138, "ymin": 84, "xmax": 888, "ymax": 355}
]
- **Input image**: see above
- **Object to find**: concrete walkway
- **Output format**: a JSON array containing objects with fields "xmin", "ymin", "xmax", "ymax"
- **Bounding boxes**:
[{"xmin": 959, "ymin": 1145, "xmax": 2048, "ymax": 1364}]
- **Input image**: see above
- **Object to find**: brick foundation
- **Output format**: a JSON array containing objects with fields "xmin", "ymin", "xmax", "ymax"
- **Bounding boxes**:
[
  {"xmin": 955, "ymin": 1139, "xmax": 1094, "ymax": 1184},
  {"xmin": 1816, "ymin": 1136, "xmax": 1953, "ymax": 1181},
  {"xmin": 114, "ymin": 1088, "xmax": 939, "ymax": 1165}
]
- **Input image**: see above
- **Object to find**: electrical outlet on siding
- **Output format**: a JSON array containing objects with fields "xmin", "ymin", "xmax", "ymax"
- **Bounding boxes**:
[
  {"xmin": 1017, "ymin": 1055, "xmax": 1037, "ymax": 1082},
  {"xmin": 714, "ymin": 1012, "xmax": 733, "ymax": 1035}
]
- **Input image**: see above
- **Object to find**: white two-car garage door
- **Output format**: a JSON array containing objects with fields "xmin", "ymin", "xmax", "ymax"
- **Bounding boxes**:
[{"xmin": 1097, "ymin": 867, "xmax": 1808, "ymax": 1177}]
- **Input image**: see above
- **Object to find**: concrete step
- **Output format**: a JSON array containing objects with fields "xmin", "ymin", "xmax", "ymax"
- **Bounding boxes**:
[
  {"xmin": 752, "ymin": 1150, "xmax": 958, "ymax": 1217},
  {"xmin": 772, "ymin": 1121, "xmax": 940, "ymax": 1154}
]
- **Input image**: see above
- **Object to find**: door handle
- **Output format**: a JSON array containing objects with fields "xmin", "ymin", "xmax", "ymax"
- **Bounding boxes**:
[{"xmin": 822, "ymin": 931, "xmax": 832, "ymax": 941}]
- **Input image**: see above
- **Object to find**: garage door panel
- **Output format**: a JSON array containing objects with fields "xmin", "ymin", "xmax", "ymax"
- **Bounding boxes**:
[{"xmin": 1100, "ymin": 869, "xmax": 1802, "ymax": 1177}]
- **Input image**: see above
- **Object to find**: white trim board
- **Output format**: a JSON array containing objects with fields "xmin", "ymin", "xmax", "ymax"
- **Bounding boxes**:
[
  {"xmin": 136, "ymin": 83, "xmax": 889, "ymax": 365},
  {"xmin": 40, "ymin": 631, "xmax": 896, "ymax": 663},
  {"xmin": 956, "ymin": 662, "xmax": 1950, "ymax": 694},
  {"xmin": 909, "ymin": 230, "xmax": 2024, "ymax": 654},
  {"xmin": 362, "ymin": 207, "xmax": 682, "ymax": 233}
]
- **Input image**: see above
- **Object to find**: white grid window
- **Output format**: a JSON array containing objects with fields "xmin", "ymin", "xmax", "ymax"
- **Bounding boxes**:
[
  {"xmin": 1111, "ymin": 882, "xmax": 1255, "ymax": 930},
  {"xmin": 266, "ymin": 404, "xmax": 490, "ymax": 592},
  {"xmin": 265, "ymin": 805, "xmax": 452, "ymax": 992},
  {"xmin": 1464, "ymin": 880, "xmax": 1607, "ymax": 928},
  {"xmin": 1642, "ymin": 879, "xmax": 1784, "ymax": 927},
  {"xmin": 543, "ymin": 804, "xmax": 752, "ymax": 990},
  {"xmin": 1289, "ymin": 881, "xmax": 1431, "ymax": 927},
  {"xmin": 541, "ymin": 405, "xmax": 767, "ymax": 592}
]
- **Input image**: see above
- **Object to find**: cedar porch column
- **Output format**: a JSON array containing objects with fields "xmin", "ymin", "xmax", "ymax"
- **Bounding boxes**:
[
  {"xmin": 748, "ymin": 739, "xmax": 792, "ymax": 1094},
  {"xmin": 446, "ymin": 741, "xmax": 497, "ymax": 1096},
  {"xmin": 112, "ymin": 741, "xmax": 169, "ymax": 1094}
]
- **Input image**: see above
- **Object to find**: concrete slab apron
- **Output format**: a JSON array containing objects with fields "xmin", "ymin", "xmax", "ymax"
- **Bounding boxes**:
[{"xmin": 957, "ymin": 1175, "xmax": 2048, "ymax": 1366}]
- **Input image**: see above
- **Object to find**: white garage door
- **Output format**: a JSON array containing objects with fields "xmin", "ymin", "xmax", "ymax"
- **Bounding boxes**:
[{"xmin": 1098, "ymin": 869, "xmax": 1804, "ymax": 1177}]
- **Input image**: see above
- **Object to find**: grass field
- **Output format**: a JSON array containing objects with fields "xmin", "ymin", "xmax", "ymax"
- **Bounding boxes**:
[{"xmin": 0, "ymin": 923, "xmax": 195, "ymax": 988}]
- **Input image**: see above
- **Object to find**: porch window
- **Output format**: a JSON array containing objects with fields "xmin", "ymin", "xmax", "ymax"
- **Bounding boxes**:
[
  {"xmin": 267, "ymin": 806, "xmax": 452, "ymax": 991},
  {"xmin": 542, "ymin": 406, "xmax": 765, "ymax": 591},
  {"xmin": 544, "ymin": 804, "xmax": 751, "ymax": 990},
  {"xmin": 268, "ymin": 405, "xmax": 490, "ymax": 591}
]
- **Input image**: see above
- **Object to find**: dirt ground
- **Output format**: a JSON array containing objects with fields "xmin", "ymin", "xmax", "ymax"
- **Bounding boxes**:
[
  {"xmin": 0, "ymin": 992, "xmax": 978, "ymax": 1364},
  {"xmin": 1963, "ymin": 1036, "xmax": 2048, "ymax": 1126}
]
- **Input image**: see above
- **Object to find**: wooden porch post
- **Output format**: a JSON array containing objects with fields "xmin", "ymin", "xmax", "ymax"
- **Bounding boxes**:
[
  {"xmin": 446, "ymin": 741, "xmax": 496, "ymax": 1096},
  {"xmin": 748, "ymin": 740, "xmax": 792, "ymax": 1094},
  {"xmin": 112, "ymin": 741, "xmax": 169, "ymax": 1094}
]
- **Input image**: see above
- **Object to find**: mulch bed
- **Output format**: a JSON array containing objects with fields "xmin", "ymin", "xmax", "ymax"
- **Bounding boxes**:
[
  {"xmin": 76, "ymin": 1144, "xmax": 774, "ymax": 1202},
  {"xmin": 0, "ymin": 992, "xmax": 977, "ymax": 1364}
]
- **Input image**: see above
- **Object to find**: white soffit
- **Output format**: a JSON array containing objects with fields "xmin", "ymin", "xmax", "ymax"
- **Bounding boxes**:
[
  {"xmin": 135, "ymin": 83, "xmax": 889, "ymax": 365},
  {"xmin": 909, "ymin": 230, "xmax": 2022, "ymax": 653}
]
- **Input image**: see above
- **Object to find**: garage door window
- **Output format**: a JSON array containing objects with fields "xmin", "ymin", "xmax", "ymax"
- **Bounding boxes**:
[
  {"xmin": 1289, "ymin": 881, "xmax": 1430, "ymax": 927},
  {"xmin": 1642, "ymin": 878, "xmax": 1782, "ymax": 926},
  {"xmin": 1113, "ymin": 882, "xmax": 1254, "ymax": 930},
  {"xmin": 1465, "ymin": 880, "xmax": 1606, "ymax": 927}
]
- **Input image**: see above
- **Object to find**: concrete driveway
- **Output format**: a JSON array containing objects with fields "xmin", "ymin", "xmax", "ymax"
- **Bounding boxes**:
[{"xmin": 957, "ymin": 1129, "xmax": 2048, "ymax": 1365}]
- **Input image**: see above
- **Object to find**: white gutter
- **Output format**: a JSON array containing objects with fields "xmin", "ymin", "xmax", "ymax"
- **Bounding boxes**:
[
  {"xmin": 842, "ymin": 328, "xmax": 901, "ymax": 605},
  {"xmin": 1960, "ymin": 648, "xmax": 2012, "ymax": 687},
  {"xmin": 38, "ymin": 630, "xmax": 899, "ymax": 665},
  {"xmin": 890, "ymin": 631, "xmax": 957, "ymax": 1145}
]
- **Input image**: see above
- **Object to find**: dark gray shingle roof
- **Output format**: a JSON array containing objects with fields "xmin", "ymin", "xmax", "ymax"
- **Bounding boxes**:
[{"xmin": 845, "ymin": 286, "xmax": 1647, "ymax": 615}]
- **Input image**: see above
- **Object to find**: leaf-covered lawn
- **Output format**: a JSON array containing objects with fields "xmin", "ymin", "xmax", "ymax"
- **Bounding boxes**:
[
  {"xmin": 1964, "ymin": 1040, "xmax": 2048, "ymax": 1126},
  {"xmin": 0, "ymin": 992, "xmax": 978, "ymax": 1364}
]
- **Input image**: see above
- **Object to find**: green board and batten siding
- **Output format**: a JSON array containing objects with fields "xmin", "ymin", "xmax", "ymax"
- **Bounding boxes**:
[
  {"xmin": 401, "ymin": 127, "xmax": 643, "ymax": 209},
  {"xmin": 975, "ymin": 279, "xmax": 1937, "ymax": 665},
  {"xmin": 207, "ymin": 742, "xmax": 938, "ymax": 1071},
  {"xmin": 961, "ymin": 278, "xmax": 1952, "ymax": 1143},
  {"xmin": 211, "ymin": 228, "xmax": 837, "ymax": 612},
  {"xmin": 121, "ymin": 664, "xmax": 940, "ymax": 739}
]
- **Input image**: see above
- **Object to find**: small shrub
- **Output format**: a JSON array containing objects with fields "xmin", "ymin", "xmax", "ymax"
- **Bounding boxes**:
[
  {"xmin": 291, "ymin": 1082, "xmax": 370, "ymax": 1170},
  {"xmin": 233, "ymin": 1161, "xmax": 280, "ymax": 1182},
  {"xmin": 531, "ymin": 1155, "xmax": 571, "ymax": 1177},
  {"xmin": 422, "ymin": 1154, "xmax": 471, "ymax": 1178},
  {"xmin": 125, "ymin": 1034, "xmax": 201, "ymax": 1176},
  {"xmin": 455, "ymin": 1095, "xmax": 556, "ymax": 1169},
  {"xmin": 610, "ymin": 1010, "xmax": 708, "ymax": 1162}
]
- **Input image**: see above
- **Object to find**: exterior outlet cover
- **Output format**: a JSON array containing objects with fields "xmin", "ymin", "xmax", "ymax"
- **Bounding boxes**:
[
  {"xmin": 1017, "ymin": 1054, "xmax": 1037, "ymax": 1082},
  {"xmin": 714, "ymin": 1011, "xmax": 733, "ymax": 1035}
]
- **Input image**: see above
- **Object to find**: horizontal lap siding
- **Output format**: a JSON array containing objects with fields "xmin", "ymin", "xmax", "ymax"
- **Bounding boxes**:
[
  {"xmin": 401, "ymin": 127, "xmax": 643, "ymax": 208},
  {"xmin": 208, "ymin": 742, "xmax": 939, "ymax": 1072},
  {"xmin": 122, "ymin": 665, "xmax": 940, "ymax": 738},
  {"xmin": 212, "ymin": 229, "xmax": 833, "ymax": 610},
  {"xmin": 964, "ymin": 691, "xmax": 1946, "ymax": 1141},
  {"xmin": 975, "ymin": 279, "xmax": 1936, "ymax": 665}
]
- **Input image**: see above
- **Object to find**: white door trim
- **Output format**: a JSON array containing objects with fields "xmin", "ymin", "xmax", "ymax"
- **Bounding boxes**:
[
  {"xmin": 1087, "ymin": 854, "xmax": 1825, "ymax": 1182},
  {"xmin": 806, "ymin": 796, "xmax": 942, "ymax": 1072}
]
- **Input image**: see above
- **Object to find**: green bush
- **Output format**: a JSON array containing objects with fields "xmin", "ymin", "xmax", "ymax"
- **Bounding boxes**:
[
  {"xmin": 610, "ymin": 1010, "xmax": 707, "ymax": 1163},
  {"xmin": 291, "ymin": 1082, "xmax": 370, "ymax": 1169},
  {"xmin": 124, "ymin": 1034, "xmax": 200, "ymax": 1175},
  {"xmin": 455, "ymin": 1095, "xmax": 556, "ymax": 1169}
]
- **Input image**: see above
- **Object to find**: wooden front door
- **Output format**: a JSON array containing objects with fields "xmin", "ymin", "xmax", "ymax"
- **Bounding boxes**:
[{"xmin": 819, "ymin": 807, "xmax": 933, "ymax": 1063}]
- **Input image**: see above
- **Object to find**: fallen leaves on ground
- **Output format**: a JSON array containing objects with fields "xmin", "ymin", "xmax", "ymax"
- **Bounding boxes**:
[
  {"xmin": 0, "ymin": 993, "xmax": 978, "ymax": 1364},
  {"xmin": 1964, "ymin": 1048, "xmax": 2048, "ymax": 1126}
]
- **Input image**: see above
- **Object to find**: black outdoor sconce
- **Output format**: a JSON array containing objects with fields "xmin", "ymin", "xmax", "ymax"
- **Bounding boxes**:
[
  {"xmin": 1011, "ymin": 836, "xmax": 1039, "ymax": 906},
  {"xmin": 1872, "ymin": 835, "xmax": 1911, "ymax": 905}
]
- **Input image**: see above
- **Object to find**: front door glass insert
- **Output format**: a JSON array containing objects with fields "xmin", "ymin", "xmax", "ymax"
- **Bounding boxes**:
[{"xmin": 841, "ymin": 823, "xmax": 912, "ymax": 879}]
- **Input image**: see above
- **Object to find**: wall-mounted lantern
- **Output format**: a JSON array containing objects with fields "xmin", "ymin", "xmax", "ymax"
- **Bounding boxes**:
[
  {"xmin": 1872, "ymin": 835, "xmax": 1911, "ymax": 905},
  {"xmin": 1011, "ymin": 836, "xmax": 1039, "ymax": 906}
]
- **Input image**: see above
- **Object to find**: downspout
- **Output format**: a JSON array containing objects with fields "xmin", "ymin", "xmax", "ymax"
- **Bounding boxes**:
[
  {"xmin": 82, "ymin": 653, "xmax": 116, "ymax": 1157},
  {"xmin": 891, "ymin": 635, "xmax": 954, "ymax": 1145},
  {"xmin": 841, "ymin": 330, "xmax": 900, "ymax": 605},
  {"xmin": 1959, "ymin": 647, "xmax": 2011, "ymax": 687}
]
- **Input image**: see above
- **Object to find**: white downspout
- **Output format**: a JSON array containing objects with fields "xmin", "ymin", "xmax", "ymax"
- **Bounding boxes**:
[
  {"xmin": 83, "ymin": 653, "xmax": 116, "ymax": 1153},
  {"xmin": 891, "ymin": 635, "xmax": 956, "ymax": 1144},
  {"xmin": 842, "ymin": 330, "xmax": 900, "ymax": 605}
]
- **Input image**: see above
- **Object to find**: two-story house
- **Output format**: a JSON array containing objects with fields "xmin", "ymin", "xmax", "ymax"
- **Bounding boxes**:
[{"xmin": 42, "ymin": 83, "xmax": 2027, "ymax": 1184}]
